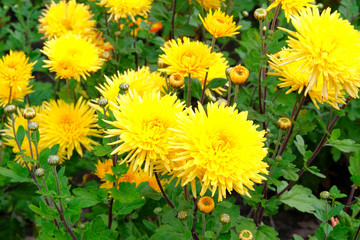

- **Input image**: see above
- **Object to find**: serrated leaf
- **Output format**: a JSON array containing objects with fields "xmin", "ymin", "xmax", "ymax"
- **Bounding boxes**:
[
  {"xmin": 281, "ymin": 164, "xmax": 299, "ymax": 181},
  {"xmin": 110, "ymin": 182, "xmax": 141, "ymax": 203},
  {"xmin": 349, "ymin": 152, "xmax": 360, "ymax": 176},
  {"xmin": 279, "ymin": 185, "xmax": 319, "ymax": 213},
  {"xmin": 256, "ymin": 225, "xmax": 279, "ymax": 240},
  {"xmin": 304, "ymin": 165, "xmax": 326, "ymax": 178},
  {"xmin": 50, "ymin": 144, "xmax": 60, "ymax": 155},
  {"xmin": 328, "ymin": 204, "xmax": 344, "ymax": 218},
  {"xmin": 16, "ymin": 125, "xmax": 26, "ymax": 146},
  {"xmin": 104, "ymin": 173, "xmax": 117, "ymax": 183},
  {"xmin": 294, "ymin": 135, "xmax": 306, "ymax": 157},
  {"xmin": 29, "ymin": 201, "xmax": 58, "ymax": 220},
  {"xmin": 93, "ymin": 145, "xmax": 112, "ymax": 157},
  {"xmin": 327, "ymin": 139, "xmax": 360, "ymax": 153},
  {"xmin": 204, "ymin": 231, "xmax": 216, "ymax": 238}
]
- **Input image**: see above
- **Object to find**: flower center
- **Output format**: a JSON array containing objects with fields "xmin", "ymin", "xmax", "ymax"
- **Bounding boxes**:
[
  {"xmin": 216, "ymin": 17, "xmax": 225, "ymax": 24},
  {"xmin": 144, "ymin": 119, "xmax": 166, "ymax": 142},
  {"xmin": 181, "ymin": 52, "xmax": 196, "ymax": 66},
  {"xmin": 60, "ymin": 115, "xmax": 80, "ymax": 139}
]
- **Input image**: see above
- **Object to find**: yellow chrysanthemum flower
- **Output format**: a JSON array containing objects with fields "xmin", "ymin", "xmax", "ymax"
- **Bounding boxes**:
[
  {"xmin": 266, "ymin": 0, "xmax": 314, "ymax": 22},
  {"xmin": 41, "ymin": 32, "xmax": 104, "ymax": 81},
  {"xmin": 197, "ymin": 52, "xmax": 228, "ymax": 99},
  {"xmin": 106, "ymin": 90, "xmax": 185, "ymax": 176},
  {"xmin": 37, "ymin": 98, "xmax": 101, "ymax": 160},
  {"xmin": 99, "ymin": 0, "xmax": 153, "ymax": 22},
  {"xmin": 96, "ymin": 160, "xmax": 162, "ymax": 192},
  {"xmin": 0, "ymin": 51, "xmax": 35, "ymax": 106},
  {"xmin": 95, "ymin": 66, "xmax": 166, "ymax": 112},
  {"xmin": 190, "ymin": 0, "xmax": 225, "ymax": 10},
  {"xmin": 38, "ymin": 0, "xmax": 96, "ymax": 39},
  {"xmin": 268, "ymin": 49, "xmax": 346, "ymax": 109},
  {"xmin": 2, "ymin": 108, "xmax": 66, "ymax": 165},
  {"xmin": 159, "ymin": 37, "xmax": 217, "ymax": 78},
  {"xmin": 278, "ymin": 8, "xmax": 360, "ymax": 98},
  {"xmin": 199, "ymin": 9, "xmax": 241, "ymax": 38},
  {"xmin": 169, "ymin": 103, "xmax": 268, "ymax": 201}
]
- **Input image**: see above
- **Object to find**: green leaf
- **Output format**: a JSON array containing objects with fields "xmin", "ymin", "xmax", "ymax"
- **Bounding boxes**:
[
  {"xmin": 281, "ymin": 164, "xmax": 299, "ymax": 181},
  {"xmin": 349, "ymin": 151, "xmax": 360, "ymax": 176},
  {"xmin": 39, "ymin": 148, "xmax": 51, "ymax": 166},
  {"xmin": 104, "ymin": 174, "xmax": 117, "ymax": 183},
  {"xmin": 329, "ymin": 186, "xmax": 347, "ymax": 199},
  {"xmin": 0, "ymin": 162, "xmax": 30, "ymax": 183},
  {"xmin": 113, "ymin": 198, "xmax": 146, "ymax": 215},
  {"xmin": 50, "ymin": 144, "xmax": 60, "ymax": 155},
  {"xmin": 256, "ymin": 225, "xmax": 279, "ymax": 240},
  {"xmin": 204, "ymin": 231, "xmax": 216, "ymax": 238},
  {"xmin": 93, "ymin": 145, "xmax": 112, "ymax": 157},
  {"xmin": 327, "ymin": 139, "xmax": 360, "ymax": 153},
  {"xmin": 330, "ymin": 129, "xmax": 341, "ymax": 141},
  {"xmin": 16, "ymin": 125, "xmax": 26, "ymax": 147},
  {"xmin": 294, "ymin": 135, "xmax": 306, "ymax": 157},
  {"xmin": 293, "ymin": 234, "xmax": 304, "ymax": 240},
  {"xmin": 110, "ymin": 182, "xmax": 142, "ymax": 203},
  {"xmin": 304, "ymin": 165, "xmax": 326, "ymax": 178},
  {"xmin": 350, "ymin": 175, "xmax": 360, "ymax": 186},
  {"xmin": 22, "ymin": 155, "xmax": 37, "ymax": 163},
  {"xmin": 29, "ymin": 201, "xmax": 58, "ymax": 220},
  {"xmin": 328, "ymin": 204, "xmax": 344, "ymax": 218},
  {"xmin": 279, "ymin": 185, "xmax": 319, "ymax": 213},
  {"xmin": 111, "ymin": 164, "xmax": 128, "ymax": 177},
  {"xmin": 206, "ymin": 78, "xmax": 227, "ymax": 89}
]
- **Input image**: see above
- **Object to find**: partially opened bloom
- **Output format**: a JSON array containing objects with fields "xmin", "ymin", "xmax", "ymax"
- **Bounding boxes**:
[
  {"xmin": 38, "ymin": 98, "xmax": 101, "ymax": 160},
  {"xmin": 278, "ymin": 8, "xmax": 360, "ymax": 98},
  {"xmin": 190, "ymin": 0, "xmax": 225, "ymax": 10},
  {"xmin": 266, "ymin": 0, "xmax": 314, "ymax": 22},
  {"xmin": 170, "ymin": 103, "xmax": 268, "ymax": 201},
  {"xmin": 99, "ymin": 0, "xmax": 153, "ymax": 22},
  {"xmin": 0, "ymin": 51, "xmax": 35, "ymax": 106},
  {"xmin": 199, "ymin": 9, "xmax": 241, "ymax": 38},
  {"xmin": 159, "ymin": 37, "xmax": 217, "ymax": 78},
  {"xmin": 95, "ymin": 66, "xmax": 166, "ymax": 112},
  {"xmin": 268, "ymin": 49, "xmax": 346, "ymax": 109},
  {"xmin": 106, "ymin": 91, "xmax": 185, "ymax": 176},
  {"xmin": 42, "ymin": 32, "xmax": 104, "ymax": 81},
  {"xmin": 39, "ymin": 0, "xmax": 96, "ymax": 39}
]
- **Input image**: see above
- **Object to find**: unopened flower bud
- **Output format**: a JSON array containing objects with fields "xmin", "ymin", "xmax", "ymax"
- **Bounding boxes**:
[
  {"xmin": 217, "ymin": 98, "xmax": 227, "ymax": 106},
  {"xmin": 114, "ymin": 31, "xmax": 121, "ymax": 37},
  {"xmin": 318, "ymin": 3, "xmax": 324, "ymax": 9},
  {"xmin": 78, "ymin": 223, "xmax": 85, "ymax": 229},
  {"xmin": 239, "ymin": 230, "xmax": 253, "ymax": 240},
  {"xmin": 320, "ymin": 191, "xmax": 330, "ymax": 200},
  {"xmin": 275, "ymin": 155, "xmax": 282, "ymax": 162},
  {"xmin": 169, "ymin": 73, "xmax": 184, "ymax": 88},
  {"xmin": 254, "ymin": 8, "xmax": 267, "ymax": 21},
  {"xmin": 4, "ymin": 105, "xmax": 16, "ymax": 114},
  {"xmin": 47, "ymin": 155, "xmax": 60, "ymax": 166},
  {"xmin": 119, "ymin": 83, "xmax": 130, "ymax": 92},
  {"xmin": 157, "ymin": 59, "xmax": 167, "ymax": 68},
  {"xmin": 35, "ymin": 168, "xmax": 45, "ymax": 177},
  {"xmin": 242, "ymin": 11, "xmax": 249, "ymax": 17},
  {"xmin": 230, "ymin": 65, "xmax": 249, "ymax": 85},
  {"xmin": 102, "ymin": 51, "xmax": 111, "ymax": 60},
  {"xmin": 154, "ymin": 207, "xmax": 162, "ymax": 215},
  {"xmin": 197, "ymin": 196, "xmax": 215, "ymax": 214},
  {"xmin": 263, "ymin": 26, "xmax": 267, "ymax": 31},
  {"xmin": 98, "ymin": 98, "xmax": 108, "ymax": 108},
  {"xmin": 268, "ymin": 30, "xmax": 274, "ymax": 36},
  {"xmin": 225, "ymin": 67, "xmax": 232, "ymax": 78},
  {"xmin": 219, "ymin": 213, "xmax": 230, "ymax": 225},
  {"xmin": 277, "ymin": 117, "xmax": 291, "ymax": 130},
  {"xmin": 28, "ymin": 121, "xmax": 39, "ymax": 131},
  {"xmin": 23, "ymin": 108, "xmax": 36, "ymax": 120},
  {"xmin": 177, "ymin": 211, "xmax": 188, "ymax": 220}
]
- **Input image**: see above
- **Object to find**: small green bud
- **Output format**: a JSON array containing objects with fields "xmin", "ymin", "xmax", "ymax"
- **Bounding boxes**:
[
  {"xmin": 119, "ymin": 83, "xmax": 130, "ymax": 92},
  {"xmin": 35, "ymin": 168, "xmax": 45, "ymax": 177},
  {"xmin": 4, "ymin": 105, "xmax": 16, "ymax": 114},
  {"xmin": 28, "ymin": 121, "xmax": 39, "ymax": 131},
  {"xmin": 318, "ymin": 3, "xmax": 324, "ymax": 9},
  {"xmin": 254, "ymin": 8, "xmax": 267, "ymax": 21},
  {"xmin": 98, "ymin": 98, "xmax": 108, "ymax": 108},
  {"xmin": 114, "ymin": 31, "xmax": 121, "ymax": 37},
  {"xmin": 242, "ymin": 11, "xmax": 249, "ymax": 17},
  {"xmin": 219, "ymin": 213, "xmax": 230, "ymax": 225},
  {"xmin": 320, "ymin": 191, "xmax": 330, "ymax": 200},
  {"xmin": 177, "ymin": 211, "xmax": 188, "ymax": 220},
  {"xmin": 78, "ymin": 223, "xmax": 85, "ymax": 229},
  {"xmin": 23, "ymin": 108, "xmax": 36, "ymax": 120},
  {"xmin": 47, "ymin": 155, "xmax": 60, "ymax": 166},
  {"xmin": 275, "ymin": 155, "xmax": 282, "ymax": 162},
  {"xmin": 154, "ymin": 207, "xmax": 162, "ymax": 215}
]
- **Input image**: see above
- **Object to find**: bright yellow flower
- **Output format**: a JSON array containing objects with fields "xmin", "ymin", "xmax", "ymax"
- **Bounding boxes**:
[
  {"xmin": 199, "ymin": 9, "xmax": 241, "ymax": 38},
  {"xmin": 41, "ymin": 32, "xmax": 104, "ymax": 81},
  {"xmin": 95, "ymin": 159, "xmax": 113, "ymax": 180},
  {"xmin": 2, "ymin": 108, "xmax": 66, "ymax": 165},
  {"xmin": 106, "ymin": 90, "xmax": 185, "ymax": 176},
  {"xmin": 278, "ymin": 8, "xmax": 360, "ymax": 99},
  {"xmin": 99, "ymin": 0, "xmax": 153, "ymax": 22},
  {"xmin": 95, "ymin": 66, "xmax": 166, "ymax": 112},
  {"xmin": 268, "ymin": 49, "xmax": 346, "ymax": 109},
  {"xmin": 0, "ymin": 51, "xmax": 35, "ymax": 106},
  {"xmin": 37, "ymin": 97, "xmax": 101, "ymax": 160},
  {"xmin": 266, "ymin": 0, "xmax": 314, "ymax": 22},
  {"xmin": 38, "ymin": 0, "xmax": 96, "ymax": 39},
  {"xmin": 159, "ymin": 37, "xmax": 217, "ymax": 78},
  {"xmin": 170, "ymin": 102, "xmax": 268, "ymax": 201},
  {"xmin": 190, "ymin": 0, "xmax": 225, "ymax": 10}
]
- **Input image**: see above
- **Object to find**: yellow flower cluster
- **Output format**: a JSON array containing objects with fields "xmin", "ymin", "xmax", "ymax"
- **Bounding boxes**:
[
  {"xmin": 99, "ymin": 0, "xmax": 153, "ymax": 22},
  {"xmin": 189, "ymin": 0, "xmax": 225, "ymax": 10},
  {"xmin": 266, "ymin": 0, "xmax": 315, "ymax": 22}
]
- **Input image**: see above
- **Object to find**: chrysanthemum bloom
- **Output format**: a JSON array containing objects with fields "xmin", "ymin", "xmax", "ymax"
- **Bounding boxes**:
[
  {"xmin": 277, "ymin": 117, "xmax": 291, "ymax": 130},
  {"xmin": 170, "ymin": 103, "xmax": 268, "ymax": 201},
  {"xmin": 159, "ymin": 37, "xmax": 217, "ymax": 77},
  {"xmin": 95, "ymin": 66, "xmax": 166, "ymax": 112},
  {"xmin": 96, "ymin": 160, "xmax": 162, "ymax": 192},
  {"xmin": 38, "ymin": 0, "xmax": 96, "ymax": 39},
  {"xmin": 268, "ymin": 49, "xmax": 346, "ymax": 109},
  {"xmin": 0, "ymin": 51, "xmax": 35, "ymax": 106},
  {"xmin": 230, "ymin": 64, "xmax": 249, "ymax": 85},
  {"xmin": 197, "ymin": 196, "xmax": 215, "ymax": 213},
  {"xmin": 2, "ymin": 108, "xmax": 66, "ymax": 165},
  {"xmin": 238, "ymin": 230, "xmax": 253, "ymax": 240},
  {"xmin": 38, "ymin": 98, "xmax": 101, "ymax": 160},
  {"xmin": 199, "ymin": 9, "xmax": 241, "ymax": 38},
  {"xmin": 190, "ymin": 0, "xmax": 225, "ymax": 10},
  {"xmin": 98, "ymin": 0, "xmax": 153, "ymax": 22},
  {"xmin": 106, "ymin": 90, "xmax": 185, "ymax": 176},
  {"xmin": 197, "ymin": 52, "xmax": 229, "ymax": 99},
  {"xmin": 266, "ymin": 0, "xmax": 314, "ymax": 22},
  {"xmin": 169, "ymin": 73, "xmax": 185, "ymax": 89},
  {"xmin": 41, "ymin": 32, "xmax": 104, "ymax": 81},
  {"xmin": 277, "ymin": 8, "xmax": 360, "ymax": 98}
]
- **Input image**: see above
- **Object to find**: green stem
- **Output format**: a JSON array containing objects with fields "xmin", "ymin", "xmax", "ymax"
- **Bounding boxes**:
[
  {"xmin": 271, "ymin": 129, "xmax": 282, "ymax": 159},
  {"xmin": 213, "ymin": 224, "xmax": 223, "ymax": 240},
  {"xmin": 202, "ymin": 213, "xmax": 206, "ymax": 237},
  {"xmin": 66, "ymin": 79, "xmax": 72, "ymax": 100},
  {"xmin": 53, "ymin": 166, "xmax": 64, "ymax": 213},
  {"xmin": 32, "ymin": 131, "xmax": 40, "ymax": 167},
  {"xmin": 227, "ymin": 78, "xmax": 232, "ymax": 106},
  {"xmin": 233, "ymin": 84, "xmax": 239, "ymax": 105}
]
